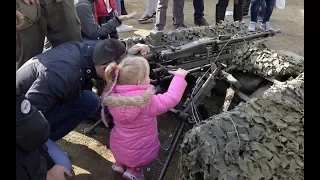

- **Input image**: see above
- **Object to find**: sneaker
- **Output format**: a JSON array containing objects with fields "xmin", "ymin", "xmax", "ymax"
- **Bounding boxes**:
[
  {"xmin": 122, "ymin": 167, "xmax": 145, "ymax": 180},
  {"xmin": 117, "ymin": 24, "xmax": 133, "ymax": 32},
  {"xmin": 260, "ymin": 21, "xmax": 273, "ymax": 31},
  {"xmin": 248, "ymin": 21, "xmax": 256, "ymax": 32},
  {"xmin": 194, "ymin": 17, "xmax": 209, "ymax": 26},
  {"xmin": 151, "ymin": 27, "xmax": 163, "ymax": 34},
  {"xmin": 111, "ymin": 162, "xmax": 126, "ymax": 174},
  {"xmin": 138, "ymin": 14, "xmax": 154, "ymax": 24}
]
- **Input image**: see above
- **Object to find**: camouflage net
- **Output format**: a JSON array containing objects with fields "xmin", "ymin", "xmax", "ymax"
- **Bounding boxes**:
[
  {"xmin": 123, "ymin": 21, "xmax": 248, "ymax": 49},
  {"xmin": 229, "ymin": 43, "xmax": 304, "ymax": 77},
  {"xmin": 179, "ymin": 72, "xmax": 304, "ymax": 180}
]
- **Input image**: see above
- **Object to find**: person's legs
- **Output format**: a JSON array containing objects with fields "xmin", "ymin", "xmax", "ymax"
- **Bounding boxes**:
[
  {"xmin": 233, "ymin": 0, "xmax": 244, "ymax": 21},
  {"xmin": 123, "ymin": 167, "xmax": 145, "ymax": 180},
  {"xmin": 155, "ymin": 0, "xmax": 169, "ymax": 31},
  {"xmin": 44, "ymin": 90, "xmax": 100, "ymax": 141},
  {"xmin": 193, "ymin": 0, "xmax": 208, "ymax": 26},
  {"xmin": 262, "ymin": 0, "xmax": 274, "ymax": 23},
  {"xmin": 260, "ymin": 0, "xmax": 274, "ymax": 30},
  {"xmin": 106, "ymin": 11, "xmax": 120, "ymax": 39},
  {"xmin": 138, "ymin": 0, "xmax": 157, "ymax": 23},
  {"xmin": 146, "ymin": 0, "xmax": 157, "ymax": 16},
  {"xmin": 258, "ymin": 0, "xmax": 265, "ymax": 16},
  {"xmin": 172, "ymin": 0, "xmax": 185, "ymax": 28},
  {"xmin": 121, "ymin": 0, "xmax": 128, "ymax": 15},
  {"xmin": 216, "ymin": 0, "xmax": 229, "ymax": 23},
  {"xmin": 248, "ymin": 0, "xmax": 263, "ymax": 31},
  {"xmin": 116, "ymin": 0, "xmax": 122, "ymax": 15},
  {"xmin": 45, "ymin": 0, "xmax": 83, "ymax": 47},
  {"xmin": 45, "ymin": 139, "xmax": 73, "ymax": 172},
  {"xmin": 242, "ymin": 0, "xmax": 251, "ymax": 16}
]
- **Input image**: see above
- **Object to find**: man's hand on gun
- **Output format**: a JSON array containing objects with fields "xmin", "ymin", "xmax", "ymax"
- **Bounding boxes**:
[{"xmin": 127, "ymin": 43, "xmax": 150, "ymax": 56}]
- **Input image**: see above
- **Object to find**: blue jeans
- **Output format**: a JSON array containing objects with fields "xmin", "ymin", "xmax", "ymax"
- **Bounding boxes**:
[
  {"xmin": 116, "ymin": 0, "xmax": 121, "ymax": 15},
  {"xmin": 258, "ymin": 0, "xmax": 266, "ymax": 17},
  {"xmin": 45, "ymin": 139, "xmax": 73, "ymax": 171},
  {"xmin": 193, "ymin": 0, "xmax": 204, "ymax": 20},
  {"xmin": 250, "ymin": 0, "xmax": 274, "ymax": 23},
  {"xmin": 44, "ymin": 90, "xmax": 100, "ymax": 141}
]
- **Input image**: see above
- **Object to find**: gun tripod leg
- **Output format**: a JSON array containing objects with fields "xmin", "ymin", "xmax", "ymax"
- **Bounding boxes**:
[
  {"xmin": 161, "ymin": 119, "xmax": 182, "ymax": 151},
  {"xmin": 158, "ymin": 120, "xmax": 186, "ymax": 180},
  {"xmin": 84, "ymin": 119, "xmax": 102, "ymax": 134}
]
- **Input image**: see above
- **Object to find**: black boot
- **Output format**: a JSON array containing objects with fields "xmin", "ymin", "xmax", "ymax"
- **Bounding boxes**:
[
  {"xmin": 194, "ymin": 17, "xmax": 209, "ymax": 26},
  {"xmin": 121, "ymin": 0, "xmax": 128, "ymax": 15}
]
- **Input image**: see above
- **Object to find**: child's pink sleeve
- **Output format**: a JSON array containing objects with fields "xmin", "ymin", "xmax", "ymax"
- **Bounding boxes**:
[{"xmin": 149, "ymin": 74, "xmax": 187, "ymax": 116}]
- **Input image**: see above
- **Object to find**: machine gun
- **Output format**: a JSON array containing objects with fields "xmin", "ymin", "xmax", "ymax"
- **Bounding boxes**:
[
  {"xmin": 146, "ymin": 29, "xmax": 280, "ymax": 80},
  {"xmin": 83, "ymin": 29, "xmax": 281, "ymax": 179}
]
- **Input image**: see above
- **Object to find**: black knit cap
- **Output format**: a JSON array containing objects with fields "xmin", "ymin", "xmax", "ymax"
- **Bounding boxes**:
[{"xmin": 92, "ymin": 39, "xmax": 127, "ymax": 65}]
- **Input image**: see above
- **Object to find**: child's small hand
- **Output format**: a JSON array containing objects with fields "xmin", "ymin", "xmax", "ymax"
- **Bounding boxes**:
[{"xmin": 168, "ymin": 68, "xmax": 188, "ymax": 77}]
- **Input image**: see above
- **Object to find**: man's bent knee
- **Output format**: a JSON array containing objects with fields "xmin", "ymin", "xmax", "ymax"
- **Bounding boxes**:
[{"xmin": 80, "ymin": 90, "xmax": 100, "ymax": 117}]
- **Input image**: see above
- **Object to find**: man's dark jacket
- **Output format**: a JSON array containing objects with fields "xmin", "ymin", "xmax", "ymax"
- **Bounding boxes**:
[
  {"xmin": 16, "ymin": 41, "xmax": 97, "ymax": 113},
  {"xmin": 16, "ymin": 87, "xmax": 52, "ymax": 180}
]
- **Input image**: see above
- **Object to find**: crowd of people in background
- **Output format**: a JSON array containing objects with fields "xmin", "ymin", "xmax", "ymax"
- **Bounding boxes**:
[
  {"xmin": 132, "ymin": 0, "xmax": 275, "ymax": 33},
  {"xmin": 80, "ymin": 0, "xmax": 276, "ymax": 34}
]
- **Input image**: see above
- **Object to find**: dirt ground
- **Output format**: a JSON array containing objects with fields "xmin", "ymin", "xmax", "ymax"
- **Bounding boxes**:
[{"xmin": 58, "ymin": 0, "xmax": 304, "ymax": 179}]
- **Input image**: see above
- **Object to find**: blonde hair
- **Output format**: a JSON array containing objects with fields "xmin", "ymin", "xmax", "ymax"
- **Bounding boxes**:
[{"xmin": 104, "ymin": 56, "xmax": 150, "ymax": 92}]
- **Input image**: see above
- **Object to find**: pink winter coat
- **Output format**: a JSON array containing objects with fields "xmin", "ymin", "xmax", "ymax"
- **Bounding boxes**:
[{"xmin": 104, "ymin": 74, "xmax": 187, "ymax": 167}]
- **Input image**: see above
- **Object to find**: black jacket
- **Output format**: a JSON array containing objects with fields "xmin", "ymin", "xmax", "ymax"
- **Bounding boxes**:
[
  {"xmin": 16, "ymin": 88, "xmax": 51, "ymax": 180},
  {"xmin": 16, "ymin": 41, "xmax": 97, "ymax": 114}
]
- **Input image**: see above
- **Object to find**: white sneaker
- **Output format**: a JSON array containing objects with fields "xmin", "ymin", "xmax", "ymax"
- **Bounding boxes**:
[
  {"xmin": 117, "ymin": 24, "xmax": 133, "ymax": 32},
  {"xmin": 248, "ymin": 21, "xmax": 256, "ymax": 32},
  {"xmin": 151, "ymin": 27, "xmax": 163, "ymax": 34},
  {"xmin": 260, "ymin": 21, "xmax": 273, "ymax": 31}
]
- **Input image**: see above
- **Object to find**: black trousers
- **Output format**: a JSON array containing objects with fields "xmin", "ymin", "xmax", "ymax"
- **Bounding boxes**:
[
  {"xmin": 216, "ymin": 0, "xmax": 244, "ymax": 23},
  {"xmin": 243, "ymin": 0, "xmax": 251, "ymax": 15}
]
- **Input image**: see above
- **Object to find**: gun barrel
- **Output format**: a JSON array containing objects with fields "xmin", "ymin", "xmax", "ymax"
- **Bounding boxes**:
[
  {"xmin": 222, "ymin": 29, "xmax": 281, "ymax": 44},
  {"xmin": 158, "ymin": 29, "xmax": 280, "ymax": 61}
]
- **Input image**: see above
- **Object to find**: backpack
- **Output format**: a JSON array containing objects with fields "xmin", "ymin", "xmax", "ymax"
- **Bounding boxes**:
[{"xmin": 16, "ymin": 0, "xmax": 41, "ymax": 30}]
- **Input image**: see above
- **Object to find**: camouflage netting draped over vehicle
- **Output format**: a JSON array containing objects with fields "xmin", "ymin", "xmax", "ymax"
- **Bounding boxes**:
[
  {"xmin": 226, "ymin": 43, "xmax": 304, "ymax": 77},
  {"xmin": 179, "ymin": 72, "xmax": 304, "ymax": 180}
]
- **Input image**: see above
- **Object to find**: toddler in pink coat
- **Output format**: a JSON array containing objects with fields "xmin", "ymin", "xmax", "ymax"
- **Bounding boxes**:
[{"xmin": 101, "ymin": 56, "xmax": 188, "ymax": 180}]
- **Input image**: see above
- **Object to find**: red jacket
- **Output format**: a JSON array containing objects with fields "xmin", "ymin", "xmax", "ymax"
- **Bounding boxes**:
[{"xmin": 95, "ymin": 0, "xmax": 117, "ymax": 17}]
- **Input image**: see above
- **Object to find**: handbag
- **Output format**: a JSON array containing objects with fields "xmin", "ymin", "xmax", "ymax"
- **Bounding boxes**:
[{"xmin": 276, "ymin": 0, "xmax": 285, "ymax": 9}]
